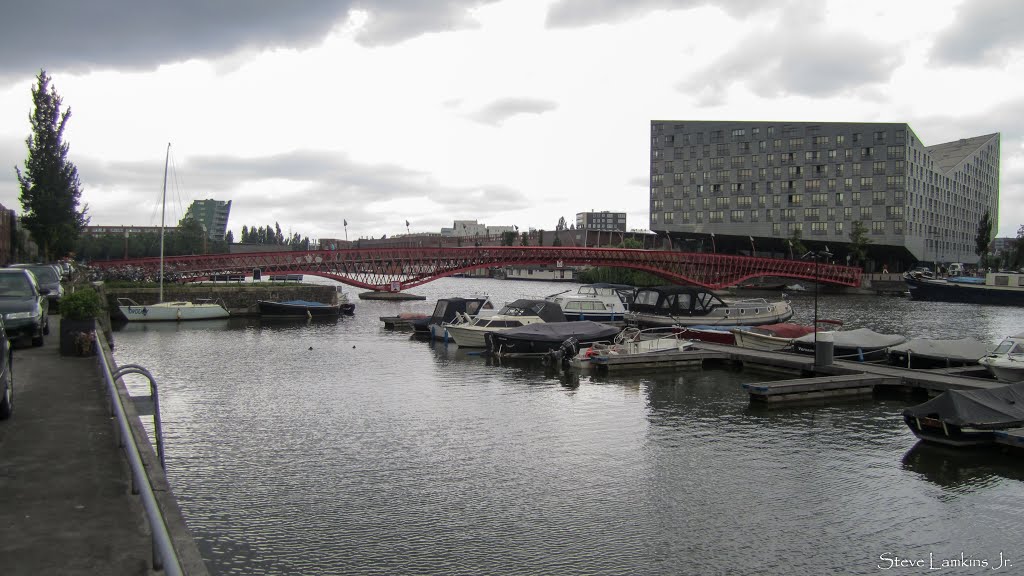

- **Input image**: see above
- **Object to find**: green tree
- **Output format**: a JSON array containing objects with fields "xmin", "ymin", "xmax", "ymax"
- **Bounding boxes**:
[
  {"xmin": 240, "ymin": 225, "xmax": 249, "ymax": 243},
  {"xmin": 788, "ymin": 228, "xmax": 807, "ymax": 259},
  {"xmin": 520, "ymin": 232, "xmax": 529, "ymax": 246},
  {"xmin": 620, "ymin": 238, "xmax": 643, "ymax": 249},
  {"xmin": 556, "ymin": 217, "xmax": 567, "ymax": 231},
  {"xmin": 975, "ymin": 211, "xmax": 993, "ymax": 258},
  {"xmin": 225, "ymin": 230, "xmax": 234, "ymax": 244},
  {"xmin": 552, "ymin": 233, "xmax": 563, "ymax": 247},
  {"xmin": 15, "ymin": 70, "xmax": 89, "ymax": 260},
  {"xmin": 848, "ymin": 220, "xmax": 871, "ymax": 264},
  {"xmin": 501, "ymin": 231, "xmax": 516, "ymax": 246}
]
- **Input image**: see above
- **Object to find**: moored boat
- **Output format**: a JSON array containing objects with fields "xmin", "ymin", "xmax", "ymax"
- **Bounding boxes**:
[
  {"xmin": 625, "ymin": 285, "xmax": 793, "ymax": 328},
  {"xmin": 977, "ymin": 333, "xmax": 1024, "ymax": 382},
  {"xmin": 676, "ymin": 324, "xmax": 739, "ymax": 345},
  {"xmin": 571, "ymin": 327, "xmax": 696, "ymax": 371},
  {"xmin": 886, "ymin": 337, "xmax": 991, "ymax": 369},
  {"xmin": 904, "ymin": 271, "xmax": 1024, "ymax": 306},
  {"xmin": 444, "ymin": 299, "xmax": 566, "ymax": 348},
  {"xmin": 257, "ymin": 299, "xmax": 341, "ymax": 318},
  {"xmin": 545, "ymin": 283, "xmax": 633, "ymax": 323},
  {"xmin": 791, "ymin": 328, "xmax": 906, "ymax": 362},
  {"xmin": 485, "ymin": 321, "xmax": 621, "ymax": 357},
  {"xmin": 903, "ymin": 382, "xmax": 1024, "ymax": 447},
  {"xmin": 412, "ymin": 296, "xmax": 495, "ymax": 340},
  {"xmin": 732, "ymin": 322, "xmax": 820, "ymax": 352},
  {"xmin": 118, "ymin": 298, "xmax": 230, "ymax": 322}
]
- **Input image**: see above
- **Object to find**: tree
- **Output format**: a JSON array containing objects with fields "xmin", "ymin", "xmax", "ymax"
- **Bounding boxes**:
[
  {"xmin": 520, "ymin": 232, "xmax": 529, "ymax": 246},
  {"xmin": 501, "ymin": 231, "xmax": 516, "ymax": 246},
  {"xmin": 975, "ymin": 211, "xmax": 993, "ymax": 258},
  {"xmin": 556, "ymin": 217, "xmax": 567, "ymax": 231},
  {"xmin": 552, "ymin": 233, "xmax": 563, "ymax": 247},
  {"xmin": 240, "ymin": 225, "xmax": 249, "ymax": 243},
  {"xmin": 848, "ymin": 220, "xmax": 871, "ymax": 264},
  {"xmin": 224, "ymin": 230, "xmax": 234, "ymax": 244},
  {"xmin": 16, "ymin": 70, "xmax": 89, "ymax": 260},
  {"xmin": 788, "ymin": 228, "xmax": 807, "ymax": 259}
]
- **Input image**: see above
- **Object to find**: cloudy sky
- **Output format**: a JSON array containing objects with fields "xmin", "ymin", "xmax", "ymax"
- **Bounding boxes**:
[{"xmin": 1, "ymin": 0, "xmax": 1022, "ymax": 242}]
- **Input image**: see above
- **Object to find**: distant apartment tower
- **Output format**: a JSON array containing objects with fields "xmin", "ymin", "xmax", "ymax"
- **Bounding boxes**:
[
  {"xmin": 576, "ymin": 211, "xmax": 626, "ymax": 232},
  {"xmin": 184, "ymin": 199, "xmax": 232, "ymax": 241},
  {"xmin": 649, "ymin": 121, "xmax": 1000, "ymax": 266}
]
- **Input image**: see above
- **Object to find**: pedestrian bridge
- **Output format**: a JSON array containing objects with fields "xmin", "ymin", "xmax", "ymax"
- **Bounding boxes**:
[{"xmin": 91, "ymin": 246, "xmax": 862, "ymax": 292}]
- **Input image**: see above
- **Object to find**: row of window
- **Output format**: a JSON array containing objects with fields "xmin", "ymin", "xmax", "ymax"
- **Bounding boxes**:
[
  {"xmin": 652, "ymin": 190, "xmax": 907, "ymax": 208},
  {"xmin": 653, "ymin": 213, "xmax": 905, "ymax": 236},
  {"xmin": 654, "ymin": 126, "xmax": 906, "ymax": 147},
  {"xmin": 653, "ymin": 144, "xmax": 908, "ymax": 162}
]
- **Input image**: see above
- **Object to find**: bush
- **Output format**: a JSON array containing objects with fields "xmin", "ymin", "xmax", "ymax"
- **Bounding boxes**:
[{"xmin": 59, "ymin": 287, "xmax": 103, "ymax": 320}]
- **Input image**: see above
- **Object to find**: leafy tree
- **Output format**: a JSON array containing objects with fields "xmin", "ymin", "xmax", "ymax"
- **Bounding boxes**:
[
  {"xmin": 552, "ymin": 233, "xmax": 563, "ymax": 247},
  {"xmin": 620, "ymin": 238, "xmax": 643, "ymax": 249},
  {"xmin": 240, "ymin": 225, "xmax": 249, "ymax": 243},
  {"xmin": 501, "ymin": 231, "xmax": 516, "ymax": 246},
  {"xmin": 16, "ymin": 70, "xmax": 89, "ymax": 260},
  {"xmin": 556, "ymin": 217, "xmax": 567, "ymax": 231},
  {"xmin": 848, "ymin": 220, "xmax": 871, "ymax": 264},
  {"xmin": 975, "ymin": 211, "xmax": 993, "ymax": 258},
  {"xmin": 520, "ymin": 232, "xmax": 529, "ymax": 246},
  {"xmin": 788, "ymin": 228, "xmax": 807, "ymax": 259},
  {"xmin": 225, "ymin": 230, "xmax": 234, "ymax": 244}
]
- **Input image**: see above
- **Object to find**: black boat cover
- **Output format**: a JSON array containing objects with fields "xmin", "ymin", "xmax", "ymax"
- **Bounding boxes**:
[
  {"xmin": 498, "ymin": 299, "xmax": 567, "ymax": 323},
  {"xmin": 492, "ymin": 321, "xmax": 620, "ymax": 344},
  {"xmin": 903, "ymin": 382, "xmax": 1024, "ymax": 429}
]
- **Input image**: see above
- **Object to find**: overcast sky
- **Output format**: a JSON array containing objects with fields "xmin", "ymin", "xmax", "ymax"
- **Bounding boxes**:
[{"xmin": 1, "ymin": 0, "xmax": 1022, "ymax": 242}]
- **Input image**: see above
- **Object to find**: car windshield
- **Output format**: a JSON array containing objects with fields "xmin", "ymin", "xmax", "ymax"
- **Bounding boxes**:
[
  {"xmin": 0, "ymin": 274, "xmax": 34, "ymax": 297},
  {"xmin": 27, "ymin": 267, "xmax": 58, "ymax": 283}
]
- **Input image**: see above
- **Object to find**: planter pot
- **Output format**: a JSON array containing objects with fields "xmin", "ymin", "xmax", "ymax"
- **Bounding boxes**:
[{"xmin": 60, "ymin": 318, "xmax": 97, "ymax": 357}]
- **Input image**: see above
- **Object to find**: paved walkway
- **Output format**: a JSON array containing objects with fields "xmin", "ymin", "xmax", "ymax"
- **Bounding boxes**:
[{"xmin": 0, "ymin": 317, "xmax": 156, "ymax": 575}]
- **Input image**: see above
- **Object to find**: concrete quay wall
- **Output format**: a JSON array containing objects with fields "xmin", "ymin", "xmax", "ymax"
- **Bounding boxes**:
[{"xmin": 103, "ymin": 284, "xmax": 340, "ymax": 316}]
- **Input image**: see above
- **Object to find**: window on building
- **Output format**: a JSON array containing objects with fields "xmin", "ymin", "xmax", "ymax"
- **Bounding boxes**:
[
  {"xmin": 873, "ymin": 161, "xmax": 886, "ymax": 174},
  {"xmin": 811, "ymin": 222, "xmax": 827, "ymax": 234},
  {"xmin": 835, "ymin": 221, "xmax": 844, "ymax": 234},
  {"xmin": 871, "ymin": 221, "xmax": 885, "ymax": 234},
  {"xmin": 873, "ymin": 191, "xmax": 886, "ymax": 204},
  {"xmin": 731, "ymin": 210, "xmax": 744, "ymax": 222},
  {"xmin": 860, "ymin": 206, "xmax": 873, "ymax": 219}
]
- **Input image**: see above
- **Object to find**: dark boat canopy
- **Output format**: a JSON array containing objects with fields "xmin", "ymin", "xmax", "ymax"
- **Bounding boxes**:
[
  {"xmin": 631, "ymin": 286, "xmax": 725, "ymax": 317},
  {"xmin": 498, "ymin": 299, "xmax": 567, "ymax": 323},
  {"xmin": 903, "ymin": 383, "xmax": 1024, "ymax": 429},
  {"xmin": 492, "ymin": 321, "xmax": 621, "ymax": 344}
]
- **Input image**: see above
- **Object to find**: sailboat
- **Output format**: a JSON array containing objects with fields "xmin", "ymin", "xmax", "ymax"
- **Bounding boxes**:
[{"xmin": 117, "ymin": 143, "xmax": 230, "ymax": 322}]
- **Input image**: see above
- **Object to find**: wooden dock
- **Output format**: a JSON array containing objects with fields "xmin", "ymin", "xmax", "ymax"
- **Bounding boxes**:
[{"xmin": 686, "ymin": 341, "xmax": 1002, "ymax": 405}]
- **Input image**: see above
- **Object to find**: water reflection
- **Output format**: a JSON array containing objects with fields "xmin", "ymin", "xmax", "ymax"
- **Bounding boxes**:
[{"xmin": 902, "ymin": 441, "xmax": 1024, "ymax": 489}]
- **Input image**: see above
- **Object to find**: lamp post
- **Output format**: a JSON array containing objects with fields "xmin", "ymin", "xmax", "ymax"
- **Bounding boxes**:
[
  {"xmin": 710, "ymin": 232, "xmax": 716, "ymax": 253},
  {"xmin": 749, "ymin": 235, "xmax": 755, "ymax": 257},
  {"xmin": 807, "ymin": 246, "xmax": 833, "ymax": 363}
]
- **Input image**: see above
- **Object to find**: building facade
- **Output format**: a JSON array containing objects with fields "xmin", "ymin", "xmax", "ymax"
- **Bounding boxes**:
[
  {"xmin": 576, "ymin": 211, "xmax": 626, "ymax": 231},
  {"xmin": 649, "ymin": 121, "xmax": 1000, "ymax": 268},
  {"xmin": 184, "ymin": 199, "xmax": 232, "ymax": 241}
]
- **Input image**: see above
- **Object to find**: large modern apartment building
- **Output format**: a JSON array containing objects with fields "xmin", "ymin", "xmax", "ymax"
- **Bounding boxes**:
[
  {"xmin": 649, "ymin": 121, "xmax": 1000, "ymax": 268},
  {"xmin": 184, "ymin": 199, "xmax": 232, "ymax": 241},
  {"xmin": 576, "ymin": 211, "xmax": 626, "ymax": 232}
]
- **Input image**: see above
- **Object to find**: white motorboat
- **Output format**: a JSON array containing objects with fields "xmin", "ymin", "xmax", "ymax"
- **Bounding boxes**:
[
  {"xmin": 117, "ymin": 143, "xmax": 229, "ymax": 322},
  {"xmin": 978, "ymin": 333, "xmax": 1024, "ymax": 382},
  {"xmin": 571, "ymin": 327, "xmax": 695, "ymax": 370},
  {"xmin": 444, "ymin": 299, "xmax": 565, "ymax": 348},
  {"xmin": 625, "ymin": 285, "xmax": 792, "ymax": 328},
  {"xmin": 545, "ymin": 283, "xmax": 633, "ymax": 323}
]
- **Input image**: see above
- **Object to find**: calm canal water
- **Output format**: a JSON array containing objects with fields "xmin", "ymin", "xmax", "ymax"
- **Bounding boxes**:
[{"xmin": 112, "ymin": 278, "xmax": 1024, "ymax": 575}]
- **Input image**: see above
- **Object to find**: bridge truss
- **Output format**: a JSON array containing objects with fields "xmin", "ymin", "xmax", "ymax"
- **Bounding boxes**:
[{"xmin": 91, "ymin": 246, "xmax": 863, "ymax": 291}]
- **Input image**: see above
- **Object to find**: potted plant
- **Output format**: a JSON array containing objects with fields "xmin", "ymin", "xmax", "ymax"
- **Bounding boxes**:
[{"xmin": 59, "ymin": 287, "xmax": 103, "ymax": 356}]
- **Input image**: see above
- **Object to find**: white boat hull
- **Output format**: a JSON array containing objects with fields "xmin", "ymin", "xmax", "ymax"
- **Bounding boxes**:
[
  {"xmin": 732, "ymin": 330, "xmax": 794, "ymax": 352},
  {"xmin": 978, "ymin": 357, "xmax": 1024, "ymax": 383},
  {"xmin": 444, "ymin": 324, "xmax": 501, "ymax": 348},
  {"xmin": 119, "ymin": 301, "xmax": 229, "ymax": 322}
]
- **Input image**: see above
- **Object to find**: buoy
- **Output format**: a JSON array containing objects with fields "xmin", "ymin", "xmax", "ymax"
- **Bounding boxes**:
[
  {"xmin": 352, "ymin": 345, "xmax": 356, "ymax": 349},
  {"xmin": 308, "ymin": 346, "xmax": 313, "ymax": 350}
]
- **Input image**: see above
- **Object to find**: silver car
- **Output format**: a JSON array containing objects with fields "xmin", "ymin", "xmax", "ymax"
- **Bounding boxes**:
[{"xmin": 9, "ymin": 264, "xmax": 64, "ymax": 306}]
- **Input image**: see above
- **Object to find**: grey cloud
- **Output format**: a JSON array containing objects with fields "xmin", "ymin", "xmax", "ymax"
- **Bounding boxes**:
[
  {"xmin": 930, "ymin": 0, "xmax": 1024, "ymax": 66},
  {"xmin": 26, "ymin": 149, "xmax": 530, "ymax": 238},
  {"xmin": 0, "ymin": 0, "xmax": 497, "ymax": 79},
  {"xmin": 468, "ymin": 98, "xmax": 559, "ymax": 126},
  {"xmin": 545, "ymin": 0, "xmax": 769, "ymax": 27},
  {"xmin": 678, "ymin": 27, "xmax": 899, "ymax": 103}
]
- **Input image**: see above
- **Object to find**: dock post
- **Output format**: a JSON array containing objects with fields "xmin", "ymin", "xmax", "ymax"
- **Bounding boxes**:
[{"xmin": 814, "ymin": 331, "xmax": 834, "ymax": 367}]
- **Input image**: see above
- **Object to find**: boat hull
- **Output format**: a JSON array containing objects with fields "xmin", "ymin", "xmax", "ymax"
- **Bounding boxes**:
[
  {"xmin": 257, "ymin": 300, "xmax": 341, "ymax": 318},
  {"xmin": 733, "ymin": 330, "xmax": 794, "ymax": 352},
  {"xmin": 905, "ymin": 275, "xmax": 1024, "ymax": 305},
  {"xmin": 444, "ymin": 325, "xmax": 497, "ymax": 348},
  {"xmin": 628, "ymin": 305, "xmax": 793, "ymax": 328},
  {"xmin": 792, "ymin": 341, "xmax": 888, "ymax": 362},
  {"xmin": 119, "ymin": 301, "xmax": 229, "ymax": 322},
  {"xmin": 902, "ymin": 415, "xmax": 996, "ymax": 447},
  {"xmin": 977, "ymin": 358, "xmax": 1024, "ymax": 383}
]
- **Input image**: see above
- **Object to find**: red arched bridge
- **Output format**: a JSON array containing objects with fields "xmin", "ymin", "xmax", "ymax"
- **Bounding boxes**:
[{"xmin": 90, "ymin": 246, "xmax": 862, "ymax": 291}]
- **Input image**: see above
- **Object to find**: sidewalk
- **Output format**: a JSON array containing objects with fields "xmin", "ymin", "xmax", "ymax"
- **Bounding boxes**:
[{"xmin": 0, "ymin": 317, "xmax": 157, "ymax": 575}]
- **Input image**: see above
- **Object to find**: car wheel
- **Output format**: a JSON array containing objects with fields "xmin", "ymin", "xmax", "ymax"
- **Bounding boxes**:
[{"xmin": 43, "ymin": 317, "xmax": 50, "ymax": 336}]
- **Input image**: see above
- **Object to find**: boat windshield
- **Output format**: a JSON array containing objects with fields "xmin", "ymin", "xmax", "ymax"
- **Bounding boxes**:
[
  {"xmin": 0, "ymin": 274, "xmax": 34, "ymax": 297},
  {"xmin": 991, "ymin": 340, "xmax": 1023, "ymax": 355}
]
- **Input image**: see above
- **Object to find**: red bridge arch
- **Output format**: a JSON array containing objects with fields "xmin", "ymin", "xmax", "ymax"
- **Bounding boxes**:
[{"xmin": 90, "ymin": 246, "xmax": 862, "ymax": 291}]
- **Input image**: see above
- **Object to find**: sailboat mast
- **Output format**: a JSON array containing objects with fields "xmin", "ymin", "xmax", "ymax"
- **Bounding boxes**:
[{"xmin": 159, "ymin": 142, "xmax": 170, "ymax": 303}]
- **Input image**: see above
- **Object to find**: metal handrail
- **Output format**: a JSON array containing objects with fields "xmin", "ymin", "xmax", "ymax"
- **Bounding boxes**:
[
  {"xmin": 96, "ymin": 343, "xmax": 183, "ymax": 575},
  {"xmin": 112, "ymin": 364, "xmax": 166, "ymax": 469}
]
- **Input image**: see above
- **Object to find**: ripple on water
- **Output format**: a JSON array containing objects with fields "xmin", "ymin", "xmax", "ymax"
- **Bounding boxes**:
[{"xmin": 111, "ymin": 279, "xmax": 1024, "ymax": 575}]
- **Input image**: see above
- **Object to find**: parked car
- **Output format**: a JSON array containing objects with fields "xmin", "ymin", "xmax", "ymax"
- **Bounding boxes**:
[
  {"xmin": 0, "ymin": 268, "xmax": 50, "ymax": 347},
  {"xmin": 0, "ymin": 317, "xmax": 12, "ymax": 419},
  {"xmin": 9, "ymin": 263, "xmax": 64, "ymax": 306}
]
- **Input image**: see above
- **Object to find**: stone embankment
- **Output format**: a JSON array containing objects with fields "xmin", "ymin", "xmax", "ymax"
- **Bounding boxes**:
[{"xmin": 102, "ymin": 283, "xmax": 340, "ymax": 317}]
